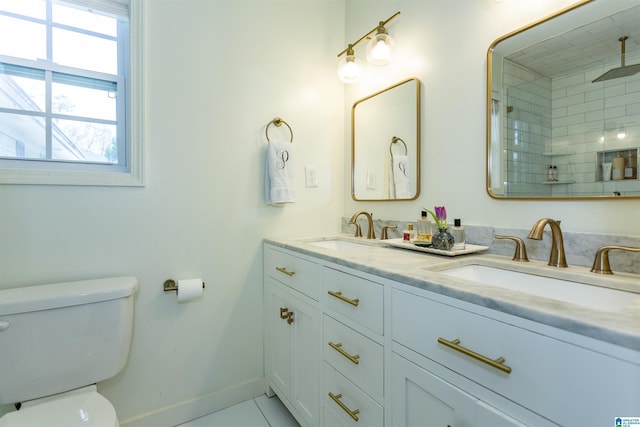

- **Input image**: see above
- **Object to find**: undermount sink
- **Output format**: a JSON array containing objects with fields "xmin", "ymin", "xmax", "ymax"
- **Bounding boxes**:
[
  {"xmin": 304, "ymin": 238, "xmax": 376, "ymax": 251},
  {"xmin": 437, "ymin": 264, "xmax": 640, "ymax": 312}
]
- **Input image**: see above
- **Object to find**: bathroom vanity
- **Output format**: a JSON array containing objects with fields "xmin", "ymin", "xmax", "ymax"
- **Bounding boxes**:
[{"xmin": 263, "ymin": 237, "xmax": 640, "ymax": 427}]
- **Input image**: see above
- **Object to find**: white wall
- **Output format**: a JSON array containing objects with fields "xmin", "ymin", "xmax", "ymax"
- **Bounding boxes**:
[
  {"xmin": 2, "ymin": 0, "xmax": 640, "ymax": 424},
  {"xmin": 343, "ymin": 0, "xmax": 640, "ymax": 236},
  {"xmin": 0, "ymin": 0, "xmax": 345, "ymax": 423}
]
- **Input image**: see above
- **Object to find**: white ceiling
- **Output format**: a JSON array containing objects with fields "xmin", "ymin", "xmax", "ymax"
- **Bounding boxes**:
[{"xmin": 504, "ymin": 4, "xmax": 640, "ymax": 78}]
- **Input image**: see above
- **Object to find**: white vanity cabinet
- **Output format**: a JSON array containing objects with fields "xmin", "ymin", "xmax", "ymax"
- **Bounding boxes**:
[
  {"xmin": 264, "ymin": 246, "xmax": 320, "ymax": 427},
  {"xmin": 264, "ymin": 240, "xmax": 640, "ymax": 427},
  {"xmin": 392, "ymin": 287, "xmax": 640, "ymax": 426}
]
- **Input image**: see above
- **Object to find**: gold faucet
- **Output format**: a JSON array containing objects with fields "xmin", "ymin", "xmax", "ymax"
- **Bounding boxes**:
[
  {"xmin": 494, "ymin": 235, "xmax": 529, "ymax": 262},
  {"xmin": 591, "ymin": 245, "xmax": 640, "ymax": 274},
  {"xmin": 527, "ymin": 218, "xmax": 568, "ymax": 267},
  {"xmin": 381, "ymin": 225, "xmax": 397, "ymax": 240},
  {"xmin": 349, "ymin": 211, "xmax": 375, "ymax": 239}
]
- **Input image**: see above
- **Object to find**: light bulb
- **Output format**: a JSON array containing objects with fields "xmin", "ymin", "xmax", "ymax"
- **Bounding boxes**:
[
  {"xmin": 366, "ymin": 31, "xmax": 394, "ymax": 66},
  {"xmin": 337, "ymin": 53, "xmax": 363, "ymax": 84}
]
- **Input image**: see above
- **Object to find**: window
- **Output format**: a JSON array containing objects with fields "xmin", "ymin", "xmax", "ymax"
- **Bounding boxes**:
[{"xmin": 0, "ymin": 0, "xmax": 143, "ymax": 186}]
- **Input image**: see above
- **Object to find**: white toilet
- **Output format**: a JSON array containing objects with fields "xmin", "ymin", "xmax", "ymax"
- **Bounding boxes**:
[{"xmin": 0, "ymin": 276, "xmax": 138, "ymax": 427}]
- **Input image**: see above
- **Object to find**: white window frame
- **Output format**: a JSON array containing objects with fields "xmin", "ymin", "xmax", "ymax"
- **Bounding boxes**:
[{"xmin": 0, "ymin": 0, "xmax": 144, "ymax": 186}]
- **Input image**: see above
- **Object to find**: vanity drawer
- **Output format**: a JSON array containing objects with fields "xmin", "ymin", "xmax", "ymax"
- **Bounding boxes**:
[
  {"xmin": 321, "ymin": 267, "xmax": 383, "ymax": 335},
  {"xmin": 323, "ymin": 362, "xmax": 383, "ymax": 427},
  {"xmin": 391, "ymin": 288, "xmax": 640, "ymax": 426},
  {"xmin": 264, "ymin": 245, "xmax": 318, "ymax": 300},
  {"xmin": 323, "ymin": 314, "xmax": 383, "ymax": 402}
]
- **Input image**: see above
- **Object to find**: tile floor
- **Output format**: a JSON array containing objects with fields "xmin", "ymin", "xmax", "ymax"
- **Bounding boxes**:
[{"xmin": 177, "ymin": 394, "xmax": 300, "ymax": 427}]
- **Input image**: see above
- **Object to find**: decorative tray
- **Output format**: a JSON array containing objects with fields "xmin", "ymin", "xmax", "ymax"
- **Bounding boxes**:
[{"xmin": 385, "ymin": 238, "xmax": 489, "ymax": 257}]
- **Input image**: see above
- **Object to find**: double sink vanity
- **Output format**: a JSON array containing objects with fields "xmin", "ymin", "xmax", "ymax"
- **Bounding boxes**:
[{"xmin": 263, "ymin": 233, "xmax": 640, "ymax": 427}]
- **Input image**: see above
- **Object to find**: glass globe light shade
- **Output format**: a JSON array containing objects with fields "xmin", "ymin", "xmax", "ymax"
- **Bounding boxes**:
[
  {"xmin": 366, "ymin": 31, "xmax": 394, "ymax": 66},
  {"xmin": 337, "ymin": 53, "xmax": 364, "ymax": 84}
]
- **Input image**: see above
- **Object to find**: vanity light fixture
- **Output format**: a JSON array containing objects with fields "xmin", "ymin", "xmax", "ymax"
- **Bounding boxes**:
[{"xmin": 337, "ymin": 11, "xmax": 400, "ymax": 84}]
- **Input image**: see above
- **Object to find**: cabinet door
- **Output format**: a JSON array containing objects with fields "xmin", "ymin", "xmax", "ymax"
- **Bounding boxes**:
[
  {"xmin": 476, "ymin": 401, "xmax": 528, "ymax": 427},
  {"xmin": 265, "ymin": 279, "xmax": 319, "ymax": 427},
  {"xmin": 392, "ymin": 354, "xmax": 476, "ymax": 427},
  {"xmin": 291, "ymin": 293, "xmax": 319, "ymax": 427},
  {"xmin": 266, "ymin": 280, "xmax": 292, "ymax": 397}
]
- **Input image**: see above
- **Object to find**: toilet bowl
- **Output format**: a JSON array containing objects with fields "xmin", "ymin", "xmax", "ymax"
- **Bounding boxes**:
[
  {"xmin": 0, "ymin": 277, "xmax": 138, "ymax": 427},
  {"xmin": 0, "ymin": 386, "xmax": 118, "ymax": 427}
]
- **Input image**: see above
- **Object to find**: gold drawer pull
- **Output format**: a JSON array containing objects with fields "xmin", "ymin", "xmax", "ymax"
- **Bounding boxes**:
[
  {"xmin": 275, "ymin": 266, "xmax": 295, "ymax": 277},
  {"xmin": 328, "ymin": 392, "xmax": 360, "ymax": 422},
  {"xmin": 328, "ymin": 341, "xmax": 360, "ymax": 365},
  {"xmin": 437, "ymin": 337, "xmax": 512, "ymax": 374},
  {"xmin": 328, "ymin": 290, "xmax": 359, "ymax": 307}
]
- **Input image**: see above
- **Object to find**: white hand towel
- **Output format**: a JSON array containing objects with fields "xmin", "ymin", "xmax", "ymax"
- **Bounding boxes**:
[
  {"xmin": 390, "ymin": 154, "xmax": 411, "ymax": 199},
  {"xmin": 265, "ymin": 140, "xmax": 296, "ymax": 205}
]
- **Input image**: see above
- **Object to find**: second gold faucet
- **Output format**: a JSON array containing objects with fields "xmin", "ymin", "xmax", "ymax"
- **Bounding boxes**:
[{"xmin": 349, "ymin": 211, "xmax": 376, "ymax": 239}]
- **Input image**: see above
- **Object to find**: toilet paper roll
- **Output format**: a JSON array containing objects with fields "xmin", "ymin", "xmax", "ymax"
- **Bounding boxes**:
[{"xmin": 177, "ymin": 278, "xmax": 204, "ymax": 302}]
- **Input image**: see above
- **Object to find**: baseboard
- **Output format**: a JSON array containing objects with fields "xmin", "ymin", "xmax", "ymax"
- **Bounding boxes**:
[{"xmin": 120, "ymin": 377, "xmax": 266, "ymax": 427}]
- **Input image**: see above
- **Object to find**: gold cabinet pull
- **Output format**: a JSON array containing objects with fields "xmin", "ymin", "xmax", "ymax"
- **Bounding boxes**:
[
  {"xmin": 279, "ymin": 307, "xmax": 294, "ymax": 324},
  {"xmin": 328, "ymin": 290, "xmax": 359, "ymax": 307},
  {"xmin": 328, "ymin": 341, "xmax": 360, "ymax": 365},
  {"xmin": 437, "ymin": 337, "xmax": 512, "ymax": 374},
  {"xmin": 328, "ymin": 392, "xmax": 360, "ymax": 422},
  {"xmin": 275, "ymin": 266, "xmax": 295, "ymax": 277}
]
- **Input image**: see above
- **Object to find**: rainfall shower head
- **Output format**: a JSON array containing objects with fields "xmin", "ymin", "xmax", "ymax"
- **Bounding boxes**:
[{"xmin": 592, "ymin": 36, "xmax": 640, "ymax": 82}]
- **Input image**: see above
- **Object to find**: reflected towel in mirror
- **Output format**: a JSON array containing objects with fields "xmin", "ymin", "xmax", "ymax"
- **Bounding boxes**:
[
  {"xmin": 390, "ymin": 154, "xmax": 410, "ymax": 198},
  {"xmin": 265, "ymin": 140, "xmax": 296, "ymax": 205}
]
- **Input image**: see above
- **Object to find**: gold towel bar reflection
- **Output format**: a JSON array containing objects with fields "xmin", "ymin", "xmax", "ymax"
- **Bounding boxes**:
[
  {"xmin": 389, "ymin": 136, "xmax": 407, "ymax": 155},
  {"xmin": 328, "ymin": 392, "xmax": 360, "ymax": 422},
  {"xmin": 328, "ymin": 290, "xmax": 359, "ymax": 307},
  {"xmin": 163, "ymin": 279, "xmax": 205, "ymax": 293},
  {"xmin": 437, "ymin": 337, "xmax": 512, "ymax": 374},
  {"xmin": 328, "ymin": 341, "xmax": 360, "ymax": 365},
  {"xmin": 275, "ymin": 266, "xmax": 296, "ymax": 277},
  {"xmin": 266, "ymin": 117, "xmax": 293, "ymax": 143}
]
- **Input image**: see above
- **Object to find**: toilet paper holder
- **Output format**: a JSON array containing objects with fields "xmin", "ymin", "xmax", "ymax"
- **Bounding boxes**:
[{"xmin": 163, "ymin": 279, "xmax": 205, "ymax": 293}]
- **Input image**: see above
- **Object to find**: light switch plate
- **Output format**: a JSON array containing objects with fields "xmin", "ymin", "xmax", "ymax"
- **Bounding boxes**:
[
  {"xmin": 305, "ymin": 166, "xmax": 318, "ymax": 187},
  {"xmin": 366, "ymin": 170, "xmax": 377, "ymax": 190}
]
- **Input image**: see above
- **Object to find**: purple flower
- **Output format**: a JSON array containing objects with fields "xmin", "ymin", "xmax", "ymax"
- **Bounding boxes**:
[{"xmin": 423, "ymin": 206, "xmax": 449, "ymax": 230}]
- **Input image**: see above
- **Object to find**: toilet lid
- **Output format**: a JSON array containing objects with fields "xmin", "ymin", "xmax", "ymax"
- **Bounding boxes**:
[{"xmin": 0, "ymin": 388, "xmax": 118, "ymax": 427}]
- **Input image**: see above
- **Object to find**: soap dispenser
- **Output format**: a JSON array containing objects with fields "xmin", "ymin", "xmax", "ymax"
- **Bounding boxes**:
[
  {"xmin": 451, "ymin": 219, "xmax": 466, "ymax": 250},
  {"xmin": 416, "ymin": 211, "xmax": 432, "ymax": 242},
  {"xmin": 612, "ymin": 152, "xmax": 625, "ymax": 180}
]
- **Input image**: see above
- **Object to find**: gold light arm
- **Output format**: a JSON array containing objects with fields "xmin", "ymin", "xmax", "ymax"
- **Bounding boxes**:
[
  {"xmin": 438, "ymin": 337, "xmax": 512, "ymax": 374},
  {"xmin": 328, "ymin": 392, "xmax": 360, "ymax": 422},
  {"xmin": 328, "ymin": 342, "xmax": 360, "ymax": 365},
  {"xmin": 328, "ymin": 290, "xmax": 360, "ymax": 307},
  {"xmin": 337, "ymin": 11, "xmax": 401, "ymax": 58}
]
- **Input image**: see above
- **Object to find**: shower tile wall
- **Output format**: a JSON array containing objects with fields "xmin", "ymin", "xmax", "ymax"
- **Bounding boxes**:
[
  {"xmin": 551, "ymin": 51, "xmax": 640, "ymax": 196},
  {"xmin": 503, "ymin": 53, "xmax": 640, "ymax": 197},
  {"xmin": 503, "ymin": 60, "xmax": 551, "ymax": 197}
]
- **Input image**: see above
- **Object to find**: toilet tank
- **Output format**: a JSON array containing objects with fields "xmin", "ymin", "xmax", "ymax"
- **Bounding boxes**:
[{"xmin": 0, "ymin": 276, "xmax": 138, "ymax": 405}]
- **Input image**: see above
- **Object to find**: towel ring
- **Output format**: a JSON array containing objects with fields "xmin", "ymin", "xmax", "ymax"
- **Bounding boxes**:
[
  {"xmin": 390, "ymin": 136, "xmax": 407, "ymax": 155},
  {"xmin": 266, "ymin": 117, "xmax": 293, "ymax": 143}
]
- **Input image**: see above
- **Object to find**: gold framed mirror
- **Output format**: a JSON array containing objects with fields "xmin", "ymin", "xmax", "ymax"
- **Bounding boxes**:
[
  {"xmin": 352, "ymin": 77, "xmax": 420, "ymax": 201},
  {"xmin": 487, "ymin": 0, "xmax": 640, "ymax": 199}
]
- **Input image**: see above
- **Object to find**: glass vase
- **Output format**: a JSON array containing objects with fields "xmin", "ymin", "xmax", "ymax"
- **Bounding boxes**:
[{"xmin": 432, "ymin": 228, "xmax": 454, "ymax": 251}]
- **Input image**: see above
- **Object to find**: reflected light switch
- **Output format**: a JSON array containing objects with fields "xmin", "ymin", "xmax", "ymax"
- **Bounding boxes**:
[{"xmin": 366, "ymin": 170, "xmax": 377, "ymax": 190}]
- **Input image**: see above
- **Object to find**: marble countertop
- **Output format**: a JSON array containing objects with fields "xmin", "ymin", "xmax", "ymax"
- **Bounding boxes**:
[{"xmin": 265, "ymin": 234, "xmax": 640, "ymax": 352}]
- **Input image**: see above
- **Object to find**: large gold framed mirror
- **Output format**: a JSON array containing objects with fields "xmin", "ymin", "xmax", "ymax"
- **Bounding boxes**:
[
  {"xmin": 487, "ymin": 0, "xmax": 640, "ymax": 199},
  {"xmin": 352, "ymin": 77, "xmax": 420, "ymax": 201}
]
